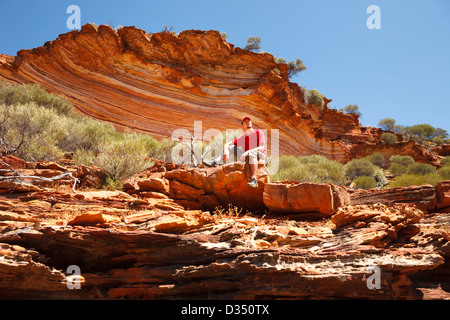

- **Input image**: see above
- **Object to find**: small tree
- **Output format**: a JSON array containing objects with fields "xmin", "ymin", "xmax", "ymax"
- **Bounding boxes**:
[
  {"xmin": 344, "ymin": 158, "xmax": 377, "ymax": 181},
  {"xmin": 161, "ymin": 25, "xmax": 176, "ymax": 34},
  {"xmin": 305, "ymin": 89, "xmax": 324, "ymax": 107},
  {"xmin": 339, "ymin": 104, "xmax": 361, "ymax": 117},
  {"xmin": 378, "ymin": 118, "xmax": 396, "ymax": 131},
  {"xmin": 287, "ymin": 59, "xmax": 306, "ymax": 78},
  {"xmin": 244, "ymin": 36, "xmax": 261, "ymax": 52},
  {"xmin": 390, "ymin": 155, "xmax": 415, "ymax": 167},
  {"xmin": 380, "ymin": 132, "xmax": 398, "ymax": 145},
  {"xmin": 364, "ymin": 152, "xmax": 385, "ymax": 168},
  {"xmin": 403, "ymin": 124, "xmax": 435, "ymax": 143},
  {"xmin": 406, "ymin": 162, "xmax": 436, "ymax": 175},
  {"xmin": 274, "ymin": 57, "xmax": 307, "ymax": 78},
  {"xmin": 353, "ymin": 176, "xmax": 377, "ymax": 190}
]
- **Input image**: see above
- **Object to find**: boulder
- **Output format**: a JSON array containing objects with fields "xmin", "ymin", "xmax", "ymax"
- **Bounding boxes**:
[
  {"xmin": 137, "ymin": 177, "xmax": 170, "ymax": 194},
  {"xmin": 154, "ymin": 162, "xmax": 270, "ymax": 212},
  {"xmin": 74, "ymin": 165, "xmax": 108, "ymax": 188},
  {"xmin": 350, "ymin": 184, "xmax": 437, "ymax": 212},
  {"xmin": 0, "ymin": 155, "xmax": 27, "ymax": 170},
  {"xmin": 67, "ymin": 212, "xmax": 105, "ymax": 226},
  {"xmin": 435, "ymin": 180, "xmax": 450, "ymax": 210},
  {"xmin": 263, "ymin": 182, "xmax": 350, "ymax": 215}
]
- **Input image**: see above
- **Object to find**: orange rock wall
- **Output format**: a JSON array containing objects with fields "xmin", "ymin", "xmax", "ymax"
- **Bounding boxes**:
[
  {"xmin": 0, "ymin": 24, "xmax": 442, "ymax": 165},
  {"xmin": 0, "ymin": 24, "xmax": 360, "ymax": 162}
]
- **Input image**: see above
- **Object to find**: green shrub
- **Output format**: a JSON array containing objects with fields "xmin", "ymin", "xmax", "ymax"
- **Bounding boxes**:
[
  {"xmin": 389, "ymin": 163, "xmax": 408, "ymax": 176},
  {"xmin": 0, "ymin": 81, "xmax": 72, "ymax": 114},
  {"xmin": 149, "ymin": 138, "xmax": 179, "ymax": 163},
  {"xmin": 437, "ymin": 166, "xmax": 450, "ymax": 180},
  {"xmin": 380, "ymin": 132, "xmax": 398, "ymax": 145},
  {"xmin": 0, "ymin": 100, "xmax": 120, "ymax": 161},
  {"xmin": 0, "ymin": 102, "xmax": 65, "ymax": 160},
  {"xmin": 0, "ymin": 82, "xmax": 167, "ymax": 180},
  {"xmin": 441, "ymin": 156, "xmax": 450, "ymax": 167},
  {"xmin": 378, "ymin": 118, "xmax": 396, "ymax": 131},
  {"xmin": 271, "ymin": 155, "xmax": 346, "ymax": 185},
  {"xmin": 388, "ymin": 174, "xmax": 442, "ymax": 188},
  {"xmin": 56, "ymin": 115, "xmax": 118, "ymax": 153},
  {"xmin": 431, "ymin": 136, "xmax": 444, "ymax": 145},
  {"xmin": 305, "ymin": 89, "xmax": 323, "ymax": 107},
  {"xmin": 344, "ymin": 158, "xmax": 377, "ymax": 181},
  {"xmin": 353, "ymin": 176, "xmax": 377, "ymax": 190},
  {"xmin": 364, "ymin": 152, "xmax": 385, "ymax": 168},
  {"xmin": 406, "ymin": 162, "xmax": 436, "ymax": 175},
  {"xmin": 373, "ymin": 167, "xmax": 387, "ymax": 186},
  {"xmin": 403, "ymin": 124, "xmax": 437, "ymax": 144},
  {"xmin": 339, "ymin": 104, "xmax": 361, "ymax": 116},
  {"xmin": 73, "ymin": 132, "xmax": 154, "ymax": 180},
  {"xmin": 103, "ymin": 176, "xmax": 123, "ymax": 191},
  {"xmin": 389, "ymin": 155, "xmax": 415, "ymax": 167}
]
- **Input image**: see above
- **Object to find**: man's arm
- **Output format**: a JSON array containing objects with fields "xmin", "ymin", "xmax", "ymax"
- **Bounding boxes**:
[
  {"xmin": 240, "ymin": 144, "xmax": 265, "ymax": 160},
  {"xmin": 223, "ymin": 140, "xmax": 233, "ymax": 161}
]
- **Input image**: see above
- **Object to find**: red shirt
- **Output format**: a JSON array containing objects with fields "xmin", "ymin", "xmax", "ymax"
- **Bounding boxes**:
[{"xmin": 233, "ymin": 129, "xmax": 266, "ymax": 155}]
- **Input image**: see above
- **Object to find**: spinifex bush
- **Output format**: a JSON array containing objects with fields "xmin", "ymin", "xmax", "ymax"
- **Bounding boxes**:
[
  {"xmin": 437, "ymin": 166, "xmax": 450, "ymax": 180},
  {"xmin": 0, "ymin": 101, "xmax": 117, "ymax": 161},
  {"xmin": 380, "ymin": 132, "xmax": 398, "ymax": 145},
  {"xmin": 363, "ymin": 152, "xmax": 385, "ymax": 168},
  {"xmin": 0, "ymin": 81, "xmax": 72, "ymax": 115},
  {"xmin": 352, "ymin": 176, "xmax": 377, "ymax": 190},
  {"xmin": 343, "ymin": 158, "xmax": 377, "ymax": 181},
  {"xmin": 389, "ymin": 163, "xmax": 408, "ymax": 176},
  {"xmin": 74, "ymin": 132, "xmax": 155, "ymax": 180},
  {"xmin": 406, "ymin": 162, "xmax": 436, "ymax": 175},
  {"xmin": 388, "ymin": 174, "xmax": 442, "ymax": 188},
  {"xmin": 271, "ymin": 155, "xmax": 346, "ymax": 185},
  {"xmin": 389, "ymin": 155, "xmax": 415, "ymax": 167},
  {"xmin": 0, "ymin": 82, "xmax": 172, "ymax": 183}
]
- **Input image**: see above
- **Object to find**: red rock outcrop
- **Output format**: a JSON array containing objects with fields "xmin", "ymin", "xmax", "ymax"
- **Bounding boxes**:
[
  {"xmin": 0, "ymin": 24, "xmax": 440, "ymax": 165},
  {"xmin": 263, "ymin": 182, "xmax": 350, "ymax": 216},
  {"xmin": 126, "ymin": 162, "xmax": 269, "ymax": 212},
  {"xmin": 0, "ymin": 156, "xmax": 449, "ymax": 300}
]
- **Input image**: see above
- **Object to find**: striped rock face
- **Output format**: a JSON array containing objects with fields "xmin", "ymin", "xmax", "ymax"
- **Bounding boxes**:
[
  {"xmin": 0, "ymin": 24, "xmax": 361, "ymax": 163},
  {"xmin": 0, "ymin": 24, "xmax": 440, "ymax": 166}
]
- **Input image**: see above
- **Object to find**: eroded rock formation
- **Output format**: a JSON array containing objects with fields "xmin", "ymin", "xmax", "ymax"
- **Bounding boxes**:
[
  {"xmin": 0, "ymin": 24, "xmax": 442, "ymax": 165},
  {"xmin": 0, "ymin": 156, "xmax": 449, "ymax": 300}
]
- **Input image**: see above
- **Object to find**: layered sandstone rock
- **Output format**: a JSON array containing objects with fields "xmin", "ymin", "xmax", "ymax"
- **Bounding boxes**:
[
  {"xmin": 350, "ymin": 185, "xmax": 437, "ymax": 212},
  {"xmin": 130, "ymin": 162, "xmax": 269, "ymax": 212},
  {"xmin": 435, "ymin": 180, "xmax": 450, "ymax": 210},
  {"xmin": 0, "ymin": 157, "xmax": 449, "ymax": 300},
  {"xmin": 263, "ymin": 182, "xmax": 350, "ymax": 216},
  {"xmin": 0, "ymin": 24, "xmax": 440, "ymax": 165},
  {"xmin": 0, "ymin": 183, "xmax": 448, "ymax": 300}
]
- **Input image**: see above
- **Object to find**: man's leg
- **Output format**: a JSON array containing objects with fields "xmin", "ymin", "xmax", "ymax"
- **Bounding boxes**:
[
  {"xmin": 246, "ymin": 151, "xmax": 259, "ymax": 188},
  {"xmin": 205, "ymin": 145, "xmax": 242, "ymax": 166}
]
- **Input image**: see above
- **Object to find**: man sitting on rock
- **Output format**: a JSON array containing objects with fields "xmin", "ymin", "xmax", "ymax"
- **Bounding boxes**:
[{"xmin": 205, "ymin": 116, "xmax": 267, "ymax": 188}]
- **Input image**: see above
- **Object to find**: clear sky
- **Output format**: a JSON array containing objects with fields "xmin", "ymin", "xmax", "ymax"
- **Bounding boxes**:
[{"xmin": 1, "ymin": 0, "xmax": 449, "ymax": 134}]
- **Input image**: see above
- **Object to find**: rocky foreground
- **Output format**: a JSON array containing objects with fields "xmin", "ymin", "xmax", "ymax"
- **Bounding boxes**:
[{"xmin": 0, "ymin": 155, "xmax": 449, "ymax": 300}]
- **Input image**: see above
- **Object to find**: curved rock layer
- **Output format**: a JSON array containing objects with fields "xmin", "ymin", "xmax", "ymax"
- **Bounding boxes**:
[
  {"xmin": 0, "ymin": 24, "xmax": 363, "ymax": 162},
  {"xmin": 0, "ymin": 24, "xmax": 442, "ymax": 165}
]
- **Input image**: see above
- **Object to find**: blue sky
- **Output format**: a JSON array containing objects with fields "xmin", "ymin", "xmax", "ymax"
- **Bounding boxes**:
[{"xmin": 1, "ymin": 0, "xmax": 449, "ymax": 134}]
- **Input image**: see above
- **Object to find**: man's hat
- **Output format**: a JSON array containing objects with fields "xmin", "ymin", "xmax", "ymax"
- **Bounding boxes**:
[{"xmin": 241, "ymin": 116, "xmax": 251, "ymax": 124}]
